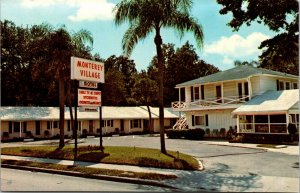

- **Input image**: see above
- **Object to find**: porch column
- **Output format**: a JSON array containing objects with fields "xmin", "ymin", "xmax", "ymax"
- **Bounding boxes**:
[
  {"xmin": 179, "ymin": 88, "xmax": 181, "ymax": 103},
  {"xmin": 221, "ymin": 82, "xmax": 224, "ymax": 103},
  {"xmin": 51, "ymin": 121, "xmax": 54, "ymax": 136},
  {"xmin": 129, "ymin": 120, "xmax": 131, "ymax": 134},
  {"xmin": 20, "ymin": 122, "xmax": 22, "ymax": 138},
  {"xmin": 247, "ymin": 77, "xmax": 252, "ymax": 100},
  {"xmin": 236, "ymin": 115, "xmax": 239, "ymax": 133},
  {"xmin": 286, "ymin": 113, "xmax": 290, "ymax": 134},
  {"xmin": 268, "ymin": 114, "xmax": 271, "ymax": 133}
]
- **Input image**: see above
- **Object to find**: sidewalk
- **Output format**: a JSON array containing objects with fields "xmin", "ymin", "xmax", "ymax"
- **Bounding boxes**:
[{"xmin": 200, "ymin": 140, "xmax": 299, "ymax": 155}]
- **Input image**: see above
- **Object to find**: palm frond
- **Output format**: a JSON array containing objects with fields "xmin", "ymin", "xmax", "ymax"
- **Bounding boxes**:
[
  {"xmin": 72, "ymin": 29, "xmax": 93, "ymax": 47},
  {"xmin": 122, "ymin": 21, "xmax": 153, "ymax": 56}
]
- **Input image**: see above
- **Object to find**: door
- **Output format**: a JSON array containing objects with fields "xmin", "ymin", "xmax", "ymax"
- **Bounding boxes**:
[
  {"xmin": 35, "ymin": 121, "xmax": 40, "ymax": 135},
  {"xmin": 238, "ymin": 83, "xmax": 243, "ymax": 100},
  {"xmin": 216, "ymin": 85, "xmax": 222, "ymax": 103},
  {"xmin": 244, "ymin": 82, "xmax": 249, "ymax": 101},
  {"xmin": 120, "ymin": 120, "xmax": 124, "ymax": 132},
  {"xmin": 89, "ymin": 120, "xmax": 93, "ymax": 134}
]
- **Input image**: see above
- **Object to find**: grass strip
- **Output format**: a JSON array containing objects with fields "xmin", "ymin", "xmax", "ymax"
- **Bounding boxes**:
[
  {"xmin": 1, "ymin": 159, "xmax": 177, "ymax": 181},
  {"xmin": 1, "ymin": 145, "xmax": 199, "ymax": 170},
  {"xmin": 257, "ymin": 144, "xmax": 278, "ymax": 149}
]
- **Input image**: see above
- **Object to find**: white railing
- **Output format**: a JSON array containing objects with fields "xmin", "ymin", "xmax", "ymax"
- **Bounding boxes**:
[
  {"xmin": 172, "ymin": 117, "xmax": 187, "ymax": 130},
  {"xmin": 172, "ymin": 95, "xmax": 250, "ymax": 110}
]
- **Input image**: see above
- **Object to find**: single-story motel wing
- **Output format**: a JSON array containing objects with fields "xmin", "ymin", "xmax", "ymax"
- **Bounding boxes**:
[{"xmin": 0, "ymin": 106, "xmax": 179, "ymax": 139}]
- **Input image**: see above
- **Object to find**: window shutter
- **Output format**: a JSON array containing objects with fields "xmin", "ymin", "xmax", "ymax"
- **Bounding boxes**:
[
  {"xmin": 205, "ymin": 114, "xmax": 209, "ymax": 127},
  {"xmin": 191, "ymin": 86, "xmax": 194, "ymax": 102},
  {"xmin": 276, "ymin": 80, "xmax": 279, "ymax": 91},
  {"xmin": 192, "ymin": 115, "xmax": 195, "ymax": 126},
  {"xmin": 130, "ymin": 120, "xmax": 132, "ymax": 128}
]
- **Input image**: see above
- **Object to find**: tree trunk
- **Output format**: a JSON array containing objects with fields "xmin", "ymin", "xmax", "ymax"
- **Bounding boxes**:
[
  {"xmin": 155, "ymin": 28, "xmax": 166, "ymax": 154},
  {"xmin": 66, "ymin": 81, "xmax": 74, "ymax": 139},
  {"xmin": 146, "ymin": 105, "xmax": 153, "ymax": 133},
  {"xmin": 58, "ymin": 71, "xmax": 65, "ymax": 149}
]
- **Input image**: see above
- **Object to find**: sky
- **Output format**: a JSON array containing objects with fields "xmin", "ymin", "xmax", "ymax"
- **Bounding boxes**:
[{"xmin": 1, "ymin": 0, "xmax": 277, "ymax": 72}]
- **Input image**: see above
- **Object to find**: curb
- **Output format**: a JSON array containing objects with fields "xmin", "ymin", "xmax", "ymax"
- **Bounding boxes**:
[{"xmin": 2, "ymin": 164, "xmax": 178, "ymax": 190}]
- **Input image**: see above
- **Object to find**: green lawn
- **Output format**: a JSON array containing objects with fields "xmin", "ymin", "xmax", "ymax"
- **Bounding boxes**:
[{"xmin": 1, "ymin": 145, "xmax": 199, "ymax": 170}]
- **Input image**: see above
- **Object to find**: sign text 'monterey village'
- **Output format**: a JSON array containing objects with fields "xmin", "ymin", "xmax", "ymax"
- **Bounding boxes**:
[{"xmin": 71, "ymin": 56, "xmax": 105, "ymax": 83}]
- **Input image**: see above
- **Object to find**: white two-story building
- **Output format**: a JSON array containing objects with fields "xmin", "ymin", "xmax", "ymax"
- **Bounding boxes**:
[{"xmin": 172, "ymin": 65, "xmax": 299, "ymax": 135}]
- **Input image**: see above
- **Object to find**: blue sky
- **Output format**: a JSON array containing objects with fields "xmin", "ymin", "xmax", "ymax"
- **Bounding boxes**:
[{"xmin": 1, "ymin": 0, "xmax": 276, "ymax": 71}]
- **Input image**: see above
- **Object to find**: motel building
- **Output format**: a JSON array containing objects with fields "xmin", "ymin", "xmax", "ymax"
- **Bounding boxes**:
[
  {"xmin": 172, "ymin": 65, "xmax": 299, "ymax": 135},
  {"xmin": 0, "ymin": 106, "xmax": 178, "ymax": 140}
]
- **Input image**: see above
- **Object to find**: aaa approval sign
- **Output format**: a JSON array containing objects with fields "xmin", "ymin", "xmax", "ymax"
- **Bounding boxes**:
[
  {"xmin": 78, "ymin": 89, "xmax": 101, "ymax": 107},
  {"xmin": 71, "ymin": 57, "xmax": 104, "ymax": 83}
]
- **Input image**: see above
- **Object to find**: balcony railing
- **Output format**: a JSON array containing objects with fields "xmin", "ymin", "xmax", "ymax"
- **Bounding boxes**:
[{"xmin": 172, "ymin": 95, "xmax": 250, "ymax": 110}]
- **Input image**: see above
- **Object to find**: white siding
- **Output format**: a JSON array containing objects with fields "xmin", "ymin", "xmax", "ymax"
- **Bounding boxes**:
[
  {"xmin": 250, "ymin": 76, "xmax": 261, "ymax": 96},
  {"xmin": 223, "ymin": 81, "xmax": 237, "ymax": 97},
  {"xmin": 186, "ymin": 109, "xmax": 237, "ymax": 131},
  {"xmin": 205, "ymin": 84, "xmax": 215, "ymax": 99},
  {"xmin": 260, "ymin": 76, "xmax": 276, "ymax": 92}
]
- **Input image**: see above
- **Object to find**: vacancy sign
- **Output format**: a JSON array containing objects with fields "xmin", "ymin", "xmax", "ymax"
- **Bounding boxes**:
[
  {"xmin": 78, "ymin": 89, "xmax": 101, "ymax": 107},
  {"xmin": 71, "ymin": 57, "xmax": 104, "ymax": 83}
]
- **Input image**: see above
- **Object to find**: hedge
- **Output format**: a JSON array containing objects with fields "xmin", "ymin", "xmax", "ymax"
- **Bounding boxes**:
[{"xmin": 166, "ymin": 128, "xmax": 205, "ymax": 140}]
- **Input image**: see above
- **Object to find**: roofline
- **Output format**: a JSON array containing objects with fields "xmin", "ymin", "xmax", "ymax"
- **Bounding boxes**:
[{"xmin": 175, "ymin": 73, "xmax": 298, "ymax": 88}]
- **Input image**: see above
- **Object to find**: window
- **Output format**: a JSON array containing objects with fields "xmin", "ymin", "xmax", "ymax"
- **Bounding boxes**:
[
  {"xmin": 285, "ymin": 82, "xmax": 291, "ymax": 90},
  {"xmin": 293, "ymin": 83, "xmax": 298, "ymax": 89},
  {"xmin": 14, "ymin": 122, "xmax": 20, "ymax": 132},
  {"xmin": 53, "ymin": 121, "xmax": 58, "ymax": 128},
  {"xmin": 78, "ymin": 121, "xmax": 81, "ymax": 131},
  {"xmin": 106, "ymin": 120, "xmax": 113, "ymax": 127},
  {"xmin": 255, "ymin": 115, "xmax": 268, "ymax": 123},
  {"xmin": 270, "ymin": 115, "xmax": 286, "ymax": 123},
  {"xmin": 279, "ymin": 81, "xmax": 284, "ymax": 91},
  {"xmin": 193, "ymin": 115, "xmax": 206, "ymax": 126},
  {"xmin": 131, "ymin": 120, "xmax": 141, "ymax": 128}
]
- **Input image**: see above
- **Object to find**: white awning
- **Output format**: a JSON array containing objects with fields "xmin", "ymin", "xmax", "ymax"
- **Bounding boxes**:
[{"xmin": 233, "ymin": 90, "xmax": 299, "ymax": 115}]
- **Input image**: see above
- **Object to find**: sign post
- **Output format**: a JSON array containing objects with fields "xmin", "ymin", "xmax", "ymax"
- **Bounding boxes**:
[{"xmin": 71, "ymin": 57, "xmax": 105, "ymax": 155}]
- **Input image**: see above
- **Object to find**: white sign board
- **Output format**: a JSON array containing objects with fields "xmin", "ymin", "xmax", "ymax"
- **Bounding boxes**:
[
  {"xmin": 71, "ymin": 57, "xmax": 104, "ymax": 83},
  {"xmin": 78, "ymin": 89, "xmax": 101, "ymax": 107},
  {"xmin": 79, "ymin": 107, "xmax": 98, "ymax": 112},
  {"xmin": 79, "ymin": 81, "xmax": 98, "ymax": 89}
]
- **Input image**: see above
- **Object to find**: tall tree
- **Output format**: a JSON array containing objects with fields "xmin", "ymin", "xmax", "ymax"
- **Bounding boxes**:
[
  {"xmin": 114, "ymin": 0, "xmax": 204, "ymax": 153},
  {"xmin": 49, "ymin": 27, "xmax": 93, "ymax": 148},
  {"xmin": 217, "ymin": 0, "xmax": 298, "ymax": 75}
]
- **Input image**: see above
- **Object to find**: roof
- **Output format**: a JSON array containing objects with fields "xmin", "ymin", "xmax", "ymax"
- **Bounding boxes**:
[
  {"xmin": 232, "ymin": 90, "xmax": 299, "ymax": 115},
  {"xmin": 176, "ymin": 65, "xmax": 298, "ymax": 87},
  {"xmin": 0, "ymin": 106, "xmax": 179, "ymax": 121}
]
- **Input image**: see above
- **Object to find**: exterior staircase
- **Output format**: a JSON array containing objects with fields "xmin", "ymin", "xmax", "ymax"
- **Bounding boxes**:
[{"xmin": 173, "ymin": 116, "xmax": 187, "ymax": 130}]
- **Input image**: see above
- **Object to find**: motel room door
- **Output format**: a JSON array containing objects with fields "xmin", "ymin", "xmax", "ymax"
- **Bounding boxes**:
[{"xmin": 89, "ymin": 120, "xmax": 93, "ymax": 134}]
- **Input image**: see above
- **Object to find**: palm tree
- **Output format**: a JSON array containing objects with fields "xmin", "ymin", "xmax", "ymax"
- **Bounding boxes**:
[
  {"xmin": 49, "ymin": 27, "xmax": 93, "ymax": 149},
  {"xmin": 114, "ymin": 0, "xmax": 204, "ymax": 153}
]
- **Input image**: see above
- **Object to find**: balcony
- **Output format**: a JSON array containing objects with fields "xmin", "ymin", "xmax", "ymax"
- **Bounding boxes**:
[{"xmin": 172, "ymin": 95, "xmax": 250, "ymax": 111}]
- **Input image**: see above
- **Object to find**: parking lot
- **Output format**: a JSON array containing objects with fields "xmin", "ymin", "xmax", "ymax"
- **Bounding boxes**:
[{"xmin": 2, "ymin": 135, "xmax": 299, "ymax": 191}]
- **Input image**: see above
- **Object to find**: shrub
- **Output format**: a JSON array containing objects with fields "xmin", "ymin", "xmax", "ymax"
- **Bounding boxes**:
[
  {"xmin": 288, "ymin": 124, "xmax": 297, "ymax": 135},
  {"xmin": 167, "ymin": 129, "xmax": 205, "ymax": 140},
  {"xmin": 205, "ymin": 128, "xmax": 210, "ymax": 135},
  {"xmin": 212, "ymin": 129, "xmax": 219, "ymax": 137},
  {"xmin": 25, "ymin": 131, "xmax": 33, "ymax": 138},
  {"xmin": 3, "ymin": 132, "xmax": 9, "ymax": 138},
  {"xmin": 44, "ymin": 130, "xmax": 50, "ymax": 137},
  {"xmin": 220, "ymin": 128, "xmax": 226, "ymax": 136}
]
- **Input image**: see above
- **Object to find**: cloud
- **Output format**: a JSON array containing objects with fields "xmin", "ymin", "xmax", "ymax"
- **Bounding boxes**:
[
  {"xmin": 68, "ymin": 0, "xmax": 115, "ymax": 22},
  {"xmin": 21, "ymin": 0, "xmax": 115, "ymax": 21},
  {"xmin": 222, "ymin": 56, "xmax": 233, "ymax": 65},
  {"xmin": 204, "ymin": 32, "xmax": 270, "ymax": 58}
]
